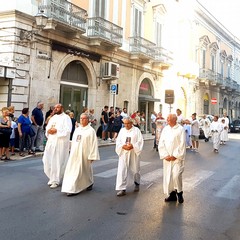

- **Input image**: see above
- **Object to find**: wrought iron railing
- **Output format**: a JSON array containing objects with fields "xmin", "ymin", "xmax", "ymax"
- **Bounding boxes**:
[
  {"xmin": 225, "ymin": 77, "xmax": 233, "ymax": 89},
  {"xmin": 129, "ymin": 36, "xmax": 155, "ymax": 58},
  {"xmin": 216, "ymin": 73, "xmax": 224, "ymax": 85},
  {"xmin": 38, "ymin": 0, "xmax": 87, "ymax": 32},
  {"xmin": 87, "ymin": 17, "xmax": 123, "ymax": 46},
  {"xmin": 152, "ymin": 46, "xmax": 173, "ymax": 64}
]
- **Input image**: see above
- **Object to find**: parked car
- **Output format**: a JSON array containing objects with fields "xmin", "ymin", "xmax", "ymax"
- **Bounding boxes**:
[{"xmin": 230, "ymin": 120, "xmax": 240, "ymax": 133}]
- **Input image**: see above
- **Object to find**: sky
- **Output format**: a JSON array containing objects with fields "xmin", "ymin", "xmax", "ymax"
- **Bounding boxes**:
[{"xmin": 197, "ymin": 0, "xmax": 240, "ymax": 39}]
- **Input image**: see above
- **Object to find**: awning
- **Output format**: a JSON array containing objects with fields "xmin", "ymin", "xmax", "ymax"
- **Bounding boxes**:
[{"xmin": 139, "ymin": 95, "xmax": 161, "ymax": 102}]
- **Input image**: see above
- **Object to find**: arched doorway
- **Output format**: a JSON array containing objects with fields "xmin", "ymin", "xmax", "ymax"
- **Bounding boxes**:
[
  {"xmin": 60, "ymin": 61, "xmax": 88, "ymax": 121},
  {"xmin": 203, "ymin": 93, "xmax": 209, "ymax": 114},
  {"xmin": 138, "ymin": 78, "xmax": 159, "ymax": 133}
]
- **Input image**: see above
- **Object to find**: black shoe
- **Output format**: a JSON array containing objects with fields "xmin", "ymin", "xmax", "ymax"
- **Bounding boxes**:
[
  {"xmin": 134, "ymin": 183, "xmax": 140, "ymax": 192},
  {"xmin": 67, "ymin": 192, "xmax": 79, "ymax": 197},
  {"xmin": 86, "ymin": 184, "xmax": 93, "ymax": 191},
  {"xmin": 176, "ymin": 191, "xmax": 184, "ymax": 203},
  {"xmin": 165, "ymin": 191, "xmax": 177, "ymax": 202}
]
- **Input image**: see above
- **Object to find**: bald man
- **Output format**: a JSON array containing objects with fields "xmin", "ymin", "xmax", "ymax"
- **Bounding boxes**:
[
  {"xmin": 42, "ymin": 104, "xmax": 72, "ymax": 189},
  {"xmin": 158, "ymin": 114, "xmax": 186, "ymax": 203}
]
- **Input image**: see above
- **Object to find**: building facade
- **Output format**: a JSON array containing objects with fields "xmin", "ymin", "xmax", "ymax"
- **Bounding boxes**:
[{"xmin": 0, "ymin": 0, "xmax": 239, "ymax": 130}]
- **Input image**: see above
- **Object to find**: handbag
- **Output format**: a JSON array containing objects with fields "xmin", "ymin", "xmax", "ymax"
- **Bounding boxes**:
[
  {"xmin": 0, "ymin": 127, "xmax": 12, "ymax": 135},
  {"xmin": 28, "ymin": 126, "xmax": 36, "ymax": 137}
]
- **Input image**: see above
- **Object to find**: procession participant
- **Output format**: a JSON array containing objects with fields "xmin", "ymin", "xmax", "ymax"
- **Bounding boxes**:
[
  {"xmin": 199, "ymin": 115, "xmax": 211, "ymax": 142},
  {"xmin": 210, "ymin": 115, "xmax": 223, "ymax": 153},
  {"xmin": 115, "ymin": 117, "xmax": 144, "ymax": 197},
  {"xmin": 220, "ymin": 118, "xmax": 229, "ymax": 145},
  {"xmin": 61, "ymin": 113, "xmax": 100, "ymax": 196},
  {"xmin": 158, "ymin": 114, "xmax": 186, "ymax": 204},
  {"xmin": 42, "ymin": 103, "xmax": 72, "ymax": 188}
]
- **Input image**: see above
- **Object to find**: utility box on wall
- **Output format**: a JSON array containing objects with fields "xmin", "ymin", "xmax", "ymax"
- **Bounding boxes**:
[{"xmin": 103, "ymin": 62, "xmax": 119, "ymax": 79}]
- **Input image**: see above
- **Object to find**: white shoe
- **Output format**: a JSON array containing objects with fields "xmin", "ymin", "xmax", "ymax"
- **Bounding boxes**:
[
  {"xmin": 107, "ymin": 138, "xmax": 112, "ymax": 141},
  {"xmin": 195, "ymin": 148, "xmax": 199, "ymax": 152},
  {"xmin": 50, "ymin": 183, "xmax": 59, "ymax": 189},
  {"xmin": 191, "ymin": 148, "xmax": 195, "ymax": 152}
]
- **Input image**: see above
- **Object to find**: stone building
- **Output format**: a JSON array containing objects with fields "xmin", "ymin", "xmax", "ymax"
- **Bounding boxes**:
[{"xmin": 0, "ymin": 0, "xmax": 240, "ymax": 130}]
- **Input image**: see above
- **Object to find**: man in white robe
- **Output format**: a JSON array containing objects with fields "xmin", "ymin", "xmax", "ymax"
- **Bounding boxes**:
[
  {"xmin": 42, "ymin": 104, "xmax": 72, "ymax": 188},
  {"xmin": 158, "ymin": 114, "xmax": 186, "ymax": 204},
  {"xmin": 61, "ymin": 113, "xmax": 100, "ymax": 196},
  {"xmin": 199, "ymin": 115, "xmax": 211, "ymax": 142},
  {"xmin": 115, "ymin": 117, "xmax": 144, "ymax": 196},
  {"xmin": 210, "ymin": 115, "xmax": 223, "ymax": 153}
]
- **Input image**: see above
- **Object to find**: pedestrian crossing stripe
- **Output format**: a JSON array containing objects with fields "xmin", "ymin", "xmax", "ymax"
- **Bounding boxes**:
[
  {"xmin": 183, "ymin": 170, "xmax": 214, "ymax": 192},
  {"xmin": 94, "ymin": 161, "xmax": 151, "ymax": 178},
  {"xmin": 215, "ymin": 175, "xmax": 240, "ymax": 200},
  {"xmin": 2, "ymin": 159, "xmax": 240, "ymax": 200}
]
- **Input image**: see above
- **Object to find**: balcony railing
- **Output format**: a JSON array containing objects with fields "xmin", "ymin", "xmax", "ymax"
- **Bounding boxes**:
[
  {"xmin": 216, "ymin": 73, "xmax": 224, "ymax": 85},
  {"xmin": 39, "ymin": 0, "xmax": 87, "ymax": 32},
  {"xmin": 129, "ymin": 36, "xmax": 155, "ymax": 58},
  {"xmin": 225, "ymin": 77, "xmax": 233, "ymax": 89},
  {"xmin": 199, "ymin": 68, "xmax": 218, "ymax": 84},
  {"xmin": 87, "ymin": 17, "xmax": 123, "ymax": 46},
  {"xmin": 152, "ymin": 46, "xmax": 173, "ymax": 65}
]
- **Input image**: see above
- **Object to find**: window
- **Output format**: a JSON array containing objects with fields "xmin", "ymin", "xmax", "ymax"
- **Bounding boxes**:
[
  {"xmin": 155, "ymin": 22, "xmax": 162, "ymax": 46},
  {"xmin": 133, "ymin": 7, "xmax": 142, "ymax": 36},
  {"xmin": 201, "ymin": 49, "xmax": 206, "ymax": 68},
  {"xmin": 94, "ymin": 0, "xmax": 106, "ymax": 18},
  {"xmin": 227, "ymin": 63, "xmax": 231, "ymax": 78},
  {"xmin": 211, "ymin": 55, "xmax": 215, "ymax": 71}
]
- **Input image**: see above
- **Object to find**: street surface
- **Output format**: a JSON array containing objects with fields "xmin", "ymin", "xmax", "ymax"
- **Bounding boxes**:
[{"xmin": 0, "ymin": 134, "xmax": 240, "ymax": 240}]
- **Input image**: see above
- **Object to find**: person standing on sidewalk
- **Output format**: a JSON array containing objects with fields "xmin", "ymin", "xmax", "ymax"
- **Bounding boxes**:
[
  {"xmin": 42, "ymin": 103, "xmax": 72, "ymax": 189},
  {"xmin": 61, "ymin": 113, "xmax": 100, "ymax": 196},
  {"xmin": 191, "ymin": 113, "xmax": 200, "ymax": 152},
  {"xmin": 31, "ymin": 101, "xmax": 44, "ymax": 152},
  {"xmin": 158, "ymin": 113, "xmax": 186, "ymax": 204},
  {"xmin": 115, "ymin": 117, "xmax": 144, "ymax": 197}
]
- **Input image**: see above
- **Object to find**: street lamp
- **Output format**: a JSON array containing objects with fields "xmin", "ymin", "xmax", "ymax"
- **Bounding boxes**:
[{"xmin": 19, "ymin": 10, "xmax": 48, "ymax": 40}]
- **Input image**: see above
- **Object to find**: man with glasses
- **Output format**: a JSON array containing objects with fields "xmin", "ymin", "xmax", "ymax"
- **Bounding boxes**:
[
  {"xmin": 62, "ymin": 113, "xmax": 100, "ymax": 196},
  {"xmin": 115, "ymin": 117, "xmax": 144, "ymax": 197}
]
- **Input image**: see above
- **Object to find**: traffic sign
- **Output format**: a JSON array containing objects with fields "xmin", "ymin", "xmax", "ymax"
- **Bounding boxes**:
[
  {"xmin": 110, "ymin": 84, "xmax": 117, "ymax": 94},
  {"xmin": 211, "ymin": 98, "xmax": 217, "ymax": 104}
]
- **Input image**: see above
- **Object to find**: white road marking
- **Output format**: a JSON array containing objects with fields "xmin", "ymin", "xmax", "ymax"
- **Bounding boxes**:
[
  {"xmin": 141, "ymin": 169, "xmax": 163, "ymax": 184},
  {"xmin": 215, "ymin": 175, "xmax": 240, "ymax": 200},
  {"xmin": 94, "ymin": 161, "xmax": 151, "ymax": 178},
  {"xmin": 184, "ymin": 170, "xmax": 214, "ymax": 192}
]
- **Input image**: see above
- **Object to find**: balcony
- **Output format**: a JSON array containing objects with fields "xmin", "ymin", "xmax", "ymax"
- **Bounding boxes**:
[
  {"xmin": 224, "ymin": 77, "xmax": 234, "ymax": 91},
  {"xmin": 152, "ymin": 47, "xmax": 173, "ymax": 70},
  {"xmin": 38, "ymin": 0, "xmax": 87, "ymax": 37},
  {"xmin": 87, "ymin": 17, "xmax": 123, "ymax": 48},
  {"xmin": 198, "ymin": 68, "xmax": 217, "ymax": 85},
  {"xmin": 129, "ymin": 36, "xmax": 155, "ymax": 61}
]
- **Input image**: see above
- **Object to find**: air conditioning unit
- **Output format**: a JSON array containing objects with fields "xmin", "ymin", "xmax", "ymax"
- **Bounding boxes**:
[{"xmin": 103, "ymin": 62, "xmax": 119, "ymax": 79}]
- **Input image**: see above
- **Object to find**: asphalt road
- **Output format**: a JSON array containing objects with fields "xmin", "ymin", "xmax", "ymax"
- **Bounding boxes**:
[{"xmin": 0, "ymin": 135, "xmax": 240, "ymax": 240}]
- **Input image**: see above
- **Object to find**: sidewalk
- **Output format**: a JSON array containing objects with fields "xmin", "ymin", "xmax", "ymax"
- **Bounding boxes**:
[{"xmin": 0, "ymin": 133, "xmax": 155, "ymax": 162}]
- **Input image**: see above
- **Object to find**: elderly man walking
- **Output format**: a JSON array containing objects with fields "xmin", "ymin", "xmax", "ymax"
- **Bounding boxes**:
[
  {"xmin": 115, "ymin": 117, "xmax": 144, "ymax": 197},
  {"xmin": 42, "ymin": 103, "xmax": 72, "ymax": 189},
  {"xmin": 61, "ymin": 113, "xmax": 100, "ymax": 196},
  {"xmin": 158, "ymin": 114, "xmax": 186, "ymax": 203}
]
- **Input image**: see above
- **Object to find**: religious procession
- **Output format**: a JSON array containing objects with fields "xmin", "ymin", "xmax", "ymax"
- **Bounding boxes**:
[{"xmin": 0, "ymin": 103, "xmax": 230, "ymax": 204}]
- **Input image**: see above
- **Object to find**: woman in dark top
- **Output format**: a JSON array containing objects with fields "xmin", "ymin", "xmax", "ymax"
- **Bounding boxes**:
[
  {"xmin": 18, "ymin": 108, "xmax": 34, "ymax": 156},
  {"xmin": 111, "ymin": 110, "xmax": 123, "ymax": 142}
]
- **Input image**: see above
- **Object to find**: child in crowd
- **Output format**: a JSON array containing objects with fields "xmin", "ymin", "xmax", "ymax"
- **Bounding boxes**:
[{"xmin": 10, "ymin": 120, "xmax": 18, "ymax": 155}]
